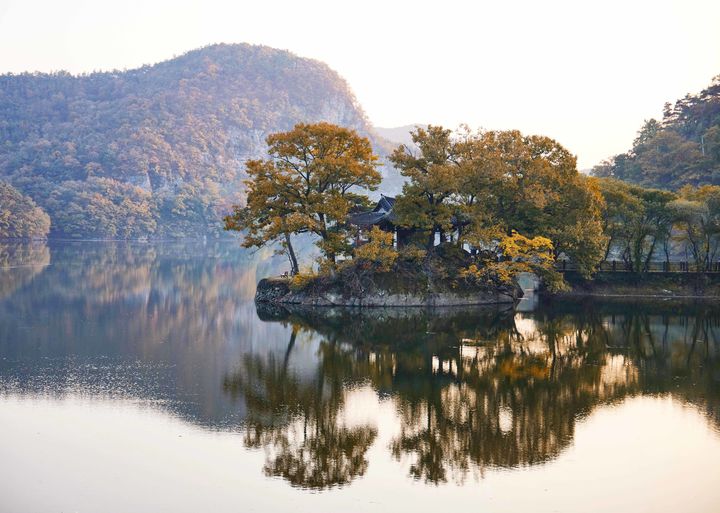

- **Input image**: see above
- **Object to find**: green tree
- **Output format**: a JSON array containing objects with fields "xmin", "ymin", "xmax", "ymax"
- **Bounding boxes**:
[
  {"xmin": 591, "ymin": 76, "xmax": 720, "ymax": 190},
  {"xmin": 390, "ymin": 126, "xmax": 460, "ymax": 249},
  {"xmin": 671, "ymin": 185, "xmax": 720, "ymax": 270},
  {"xmin": 596, "ymin": 178, "xmax": 644, "ymax": 261},
  {"xmin": 596, "ymin": 178, "xmax": 676, "ymax": 272}
]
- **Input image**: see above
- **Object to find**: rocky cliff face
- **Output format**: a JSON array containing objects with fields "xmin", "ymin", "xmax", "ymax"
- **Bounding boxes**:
[{"xmin": 255, "ymin": 277, "xmax": 520, "ymax": 307}]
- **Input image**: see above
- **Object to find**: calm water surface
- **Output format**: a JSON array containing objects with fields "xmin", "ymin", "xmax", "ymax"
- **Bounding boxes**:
[{"xmin": 1, "ymin": 241, "xmax": 719, "ymax": 513}]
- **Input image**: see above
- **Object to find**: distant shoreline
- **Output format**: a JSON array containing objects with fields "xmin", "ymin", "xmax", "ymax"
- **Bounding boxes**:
[{"xmin": 553, "ymin": 272, "xmax": 720, "ymax": 300}]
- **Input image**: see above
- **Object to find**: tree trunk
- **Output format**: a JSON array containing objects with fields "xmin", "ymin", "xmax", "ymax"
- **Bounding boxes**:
[
  {"xmin": 703, "ymin": 236, "xmax": 711, "ymax": 271},
  {"xmin": 643, "ymin": 237, "xmax": 657, "ymax": 272},
  {"xmin": 284, "ymin": 232, "xmax": 299, "ymax": 275},
  {"xmin": 603, "ymin": 237, "xmax": 613, "ymax": 262},
  {"xmin": 316, "ymin": 213, "xmax": 336, "ymax": 265},
  {"xmin": 283, "ymin": 325, "xmax": 298, "ymax": 370}
]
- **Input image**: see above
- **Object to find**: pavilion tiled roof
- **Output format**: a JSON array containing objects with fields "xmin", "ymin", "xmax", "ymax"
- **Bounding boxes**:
[{"xmin": 348, "ymin": 195, "xmax": 397, "ymax": 226}]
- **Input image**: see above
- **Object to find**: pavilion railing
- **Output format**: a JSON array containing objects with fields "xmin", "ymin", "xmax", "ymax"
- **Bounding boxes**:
[{"xmin": 555, "ymin": 260, "xmax": 720, "ymax": 273}]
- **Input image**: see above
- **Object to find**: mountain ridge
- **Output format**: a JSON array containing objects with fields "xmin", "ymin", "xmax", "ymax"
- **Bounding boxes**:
[
  {"xmin": 591, "ymin": 75, "xmax": 720, "ymax": 189},
  {"xmin": 0, "ymin": 43, "xmax": 398, "ymax": 238}
]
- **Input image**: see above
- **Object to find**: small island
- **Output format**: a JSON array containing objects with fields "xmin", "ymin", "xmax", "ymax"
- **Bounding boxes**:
[{"xmin": 226, "ymin": 121, "xmax": 720, "ymax": 307}]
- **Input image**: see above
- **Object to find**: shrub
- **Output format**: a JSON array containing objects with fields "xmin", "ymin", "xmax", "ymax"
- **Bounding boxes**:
[
  {"xmin": 290, "ymin": 272, "xmax": 317, "ymax": 291},
  {"xmin": 352, "ymin": 226, "xmax": 398, "ymax": 272},
  {"xmin": 460, "ymin": 231, "xmax": 566, "ymax": 292}
]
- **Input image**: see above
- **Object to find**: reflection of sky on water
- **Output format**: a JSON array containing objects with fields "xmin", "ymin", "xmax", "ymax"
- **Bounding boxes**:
[{"xmin": 2, "ymin": 393, "xmax": 719, "ymax": 513}]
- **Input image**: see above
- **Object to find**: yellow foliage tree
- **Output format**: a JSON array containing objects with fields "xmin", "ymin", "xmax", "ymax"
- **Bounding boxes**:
[
  {"xmin": 460, "ymin": 231, "xmax": 565, "ymax": 292},
  {"xmin": 225, "ymin": 123, "xmax": 381, "ymax": 272},
  {"xmin": 352, "ymin": 226, "xmax": 398, "ymax": 272}
]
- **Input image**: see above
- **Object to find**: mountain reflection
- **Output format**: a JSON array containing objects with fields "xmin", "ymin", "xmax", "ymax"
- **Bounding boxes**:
[
  {"xmin": 1, "ymin": 242, "xmax": 718, "ymax": 490},
  {"xmin": 0, "ymin": 240, "xmax": 287, "ymax": 426},
  {"xmin": 239, "ymin": 303, "xmax": 720, "ymax": 485}
]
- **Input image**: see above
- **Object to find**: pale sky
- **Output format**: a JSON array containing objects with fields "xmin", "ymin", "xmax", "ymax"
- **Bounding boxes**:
[{"xmin": 1, "ymin": 0, "xmax": 719, "ymax": 169}]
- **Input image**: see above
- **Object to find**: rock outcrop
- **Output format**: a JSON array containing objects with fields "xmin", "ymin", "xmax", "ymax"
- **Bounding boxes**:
[{"xmin": 255, "ymin": 277, "xmax": 520, "ymax": 307}]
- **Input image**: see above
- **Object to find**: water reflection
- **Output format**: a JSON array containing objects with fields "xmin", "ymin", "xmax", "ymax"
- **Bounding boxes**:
[
  {"xmin": 0, "ymin": 241, "xmax": 50, "ymax": 299},
  {"xmin": 0, "ymin": 240, "xmax": 287, "ymax": 426},
  {"xmin": 224, "ymin": 332, "xmax": 378, "ymax": 489},
  {"xmin": 0, "ymin": 242, "xmax": 719, "ymax": 493},
  {"xmin": 239, "ymin": 303, "xmax": 720, "ymax": 486}
]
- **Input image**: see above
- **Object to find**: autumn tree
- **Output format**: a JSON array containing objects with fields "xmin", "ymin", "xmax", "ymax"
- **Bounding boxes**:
[
  {"xmin": 452, "ymin": 126, "xmax": 506, "ymax": 244},
  {"xmin": 225, "ymin": 122, "xmax": 381, "ymax": 270},
  {"xmin": 45, "ymin": 178, "xmax": 156, "ymax": 239},
  {"xmin": 460, "ymin": 231, "xmax": 564, "ymax": 292},
  {"xmin": 224, "ymin": 160, "xmax": 305, "ymax": 275},
  {"xmin": 389, "ymin": 126, "xmax": 606, "ymax": 277},
  {"xmin": 352, "ymin": 226, "xmax": 398, "ymax": 272},
  {"xmin": 0, "ymin": 181, "xmax": 51, "ymax": 239},
  {"xmin": 453, "ymin": 129, "xmax": 607, "ymax": 276},
  {"xmin": 390, "ymin": 126, "xmax": 460, "ymax": 249}
]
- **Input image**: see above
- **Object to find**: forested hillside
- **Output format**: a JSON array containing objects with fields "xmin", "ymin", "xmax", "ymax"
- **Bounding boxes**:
[
  {"xmin": 0, "ymin": 181, "xmax": 50, "ymax": 239},
  {"xmin": 0, "ymin": 43, "xmax": 391, "ymax": 239},
  {"xmin": 592, "ymin": 76, "xmax": 720, "ymax": 189}
]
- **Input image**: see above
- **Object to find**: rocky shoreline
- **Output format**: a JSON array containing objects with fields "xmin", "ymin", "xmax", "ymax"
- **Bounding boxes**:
[
  {"xmin": 255, "ymin": 277, "xmax": 520, "ymax": 307},
  {"xmin": 255, "ymin": 271, "xmax": 720, "ymax": 309}
]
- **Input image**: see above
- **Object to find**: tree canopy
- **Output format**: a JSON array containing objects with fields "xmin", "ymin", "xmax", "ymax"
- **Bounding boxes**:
[
  {"xmin": 228, "ymin": 124, "xmax": 612, "ymax": 289},
  {"xmin": 592, "ymin": 75, "xmax": 720, "ymax": 189},
  {"xmin": 0, "ymin": 181, "xmax": 50, "ymax": 239},
  {"xmin": 225, "ymin": 122, "xmax": 381, "ymax": 270},
  {"xmin": 596, "ymin": 178, "xmax": 676, "ymax": 271},
  {"xmin": 670, "ymin": 185, "xmax": 720, "ymax": 270},
  {"xmin": 391, "ymin": 126, "xmax": 606, "ymax": 276}
]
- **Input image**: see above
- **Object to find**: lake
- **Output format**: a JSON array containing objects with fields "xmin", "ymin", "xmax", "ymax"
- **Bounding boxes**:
[{"xmin": 1, "ymin": 241, "xmax": 719, "ymax": 513}]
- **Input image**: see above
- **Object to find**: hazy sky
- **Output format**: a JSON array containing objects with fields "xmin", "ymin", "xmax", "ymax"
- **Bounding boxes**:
[{"xmin": 1, "ymin": 0, "xmax": 719, "ymax": 168}]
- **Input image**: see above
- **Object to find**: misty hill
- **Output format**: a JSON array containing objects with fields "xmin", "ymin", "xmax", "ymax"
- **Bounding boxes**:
[
  {"xmin": 370, "ymin": 124, "xmax": 429, "ymax": 195},
  {"xmin": 592, "ymin": 75, "xmax": 720, "ymax": 189},
  {"xmin": 0, "ymin": 43, "xmax": 397, "ymax": 239},
  {"xmin": 374, "ymin": 124, "xmax": 426, "ymax": 148}
]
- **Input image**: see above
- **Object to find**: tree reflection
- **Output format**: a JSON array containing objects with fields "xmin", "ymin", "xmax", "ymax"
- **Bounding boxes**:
[
  {"xmin": 0, "ymin": 242, "xmax": 50, "ymax": 299},
  {"xmin": 244, "ymin": 302, "xmax": 720, "ymax": 486},
  {"xmin": 223, "ymin": 325, "xmax": 377, "ymax": 489},
  {"xmin": 3, "ymin": 243, "xmax": 718, "ymax": 488}
]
